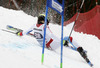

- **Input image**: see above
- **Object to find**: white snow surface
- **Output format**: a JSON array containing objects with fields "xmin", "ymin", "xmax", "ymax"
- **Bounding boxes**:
[{"xmin": 0, "ymin": 6, "xmax": 100, "ymax": 68}]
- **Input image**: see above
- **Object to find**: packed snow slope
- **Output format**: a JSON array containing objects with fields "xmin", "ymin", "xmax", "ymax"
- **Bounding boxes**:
[{"xmin": 0, "ymin": 6, "xmax": 100, "ymax": 68}]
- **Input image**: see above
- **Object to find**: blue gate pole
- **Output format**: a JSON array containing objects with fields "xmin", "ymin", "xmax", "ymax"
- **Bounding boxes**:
[
  {"xmin": 41, "ymin": 5, "xmax": 48, "ymax": 64},
  {"xmin": 60, "ymin": 15, "xmax": 64, "ymax": 68},
  {"xmin": 60, "ymin": 0, "xmax": 65, "ymax": 68}
]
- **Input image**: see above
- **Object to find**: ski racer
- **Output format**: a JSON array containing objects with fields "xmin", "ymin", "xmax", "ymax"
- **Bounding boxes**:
[
  {"xmin": 16, "ymin": 14, "xmax": 61, "ymax": 50},
  {"xmin": 16, "ymin": 14, "xmax": 93, "ymax": 66}
]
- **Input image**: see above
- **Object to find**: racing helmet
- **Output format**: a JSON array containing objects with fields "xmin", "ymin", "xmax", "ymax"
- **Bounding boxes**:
[{"xmin": 38, "ymin": 14, "xmax": 50, "ymax": 25}]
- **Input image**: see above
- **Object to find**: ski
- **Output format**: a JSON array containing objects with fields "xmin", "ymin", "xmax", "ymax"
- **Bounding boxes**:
[
  {"xmin": 65, "ymin": 41, "xmax": 93, "ymax": 67},
  {"xmin": 78, "ymin": 50, "xmax": 93, "ymax": 67},
  {"xmin": 88, "ymin": 61, "xmax": 93, "ymax": 67},
  {"xmin": 6, "ymin": 25, "xmax": 34, "ymax": 37},
  {"xmin": 2, "ymin": 29, "xmax": 17, "ymax": 34},
  {"xmin": 84, "ymin": 57, "xmax": 93, "ymax": 67}
]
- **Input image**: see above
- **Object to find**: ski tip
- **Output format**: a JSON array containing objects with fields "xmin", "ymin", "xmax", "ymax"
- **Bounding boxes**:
[
  {"xmin": 88, "ymin": 61, "xmax": 93, "ymax": 67},
  {"xmin": 90, "ymin": 64, "xmax": 93, "ymax": 67}
]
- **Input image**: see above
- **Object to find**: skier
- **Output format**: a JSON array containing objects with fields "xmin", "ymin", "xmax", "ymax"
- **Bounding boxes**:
[
  {"xmin": 16, "ymin": 14, "xmax": 93, "ymax": 66},
  {"xmin": 16, "ymin": 14, "xmax": 86, "ymax": 53},
  {"xmin": 16, "ymin": 14, "xmax": 61, "ymax": 50}
]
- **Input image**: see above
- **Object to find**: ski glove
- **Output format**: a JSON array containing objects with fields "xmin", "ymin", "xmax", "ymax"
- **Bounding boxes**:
[{"xmin": 16, "ymin": 31, "xmax": 23, "ymax": 36}]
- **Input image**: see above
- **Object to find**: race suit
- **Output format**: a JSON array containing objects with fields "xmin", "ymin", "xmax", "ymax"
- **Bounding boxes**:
[{"xmin": 22, "ymin": 24, "xmax": 61, "ymax": 50}]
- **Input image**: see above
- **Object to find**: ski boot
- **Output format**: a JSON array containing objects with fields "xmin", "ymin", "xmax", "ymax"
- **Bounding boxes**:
[{"xmin": 77, "ymin": 47, "xmax": 87, "ymax": 58}]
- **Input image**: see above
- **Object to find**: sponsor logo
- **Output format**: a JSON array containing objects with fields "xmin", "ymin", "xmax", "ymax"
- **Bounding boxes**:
[{"xmin": 52, "ymin": 0, "xmax": 63, "ymax": 13}]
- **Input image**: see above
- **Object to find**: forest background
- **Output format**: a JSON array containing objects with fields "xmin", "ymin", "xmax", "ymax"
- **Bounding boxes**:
[{"xmin": 0, "ymin": 0, "xmax": 99, "ymax": 24}]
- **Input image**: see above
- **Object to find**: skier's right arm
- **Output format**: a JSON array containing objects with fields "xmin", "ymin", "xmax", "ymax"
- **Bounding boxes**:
[{"xmin": 16, "ymin": 25, "xmax": 34, "ymax": 36}]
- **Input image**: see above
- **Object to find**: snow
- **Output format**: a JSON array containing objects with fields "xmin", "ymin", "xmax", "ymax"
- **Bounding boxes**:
[{"xmin": 0, "ymin": 6, "xmax": 100, "ymax": 68}]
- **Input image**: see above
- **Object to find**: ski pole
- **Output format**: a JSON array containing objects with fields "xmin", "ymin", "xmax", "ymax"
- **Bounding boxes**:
[
  {"xmin": 1, "ymin": 29, "xmax": 16, "ymax": 34},
  {"xmin": 68, "ymin": 0, "xmax": 85, "ymax": 40}
]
